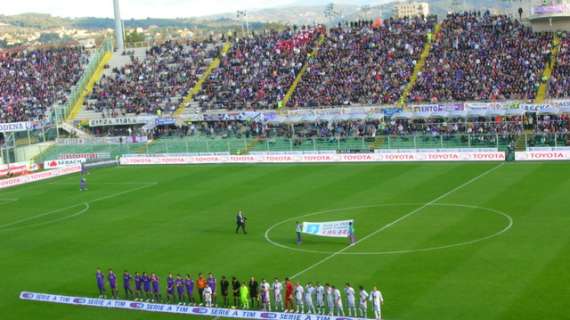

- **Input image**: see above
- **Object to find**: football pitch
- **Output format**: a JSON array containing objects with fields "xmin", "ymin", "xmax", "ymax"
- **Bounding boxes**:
[{"xmin": 1, "ymin": 162, "xmax": 569, "ymax": 320}]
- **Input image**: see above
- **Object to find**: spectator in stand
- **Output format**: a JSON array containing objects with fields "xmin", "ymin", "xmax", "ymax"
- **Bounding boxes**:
[
  {"xmin": 86, "ymin": 40, "xmax": 220, "ymax": 117},
  {"xmin": 198, "ymin": 26, "xmax": 321, "ymax": 110},
  {"xmin": 0, "ymin": 47, "xmax": 87, "ymax": 122},
  {"xmin": 409, "ymin": 11, "xmax": 551, "ymax": 103},
  {"xmin": 291, "ymin": 17, "xmax": 437, "ymax": 108}
]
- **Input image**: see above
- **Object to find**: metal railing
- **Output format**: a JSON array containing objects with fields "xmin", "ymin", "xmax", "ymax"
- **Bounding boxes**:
[
  {"xmin": 6, "ymin": 132, "xmax": 569, "ymax": 163},
  {"xmin": 50, "ymin": 38, "xmax": 113, "ymax": 124}
]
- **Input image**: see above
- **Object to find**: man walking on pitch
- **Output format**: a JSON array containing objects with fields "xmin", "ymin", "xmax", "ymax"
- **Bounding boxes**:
[
  {"xmin": 236, "ymin": 210, "xmax": 247, "ymax": 234},
  {"xmin": 296, "ymin": 221, "xmax": 302, "ymax": 245}
]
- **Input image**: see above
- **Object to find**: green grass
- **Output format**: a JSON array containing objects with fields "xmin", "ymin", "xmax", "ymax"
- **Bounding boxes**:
[{"xmin": 1, "ymin": 162, "xmax": 569, "ymax": 320}]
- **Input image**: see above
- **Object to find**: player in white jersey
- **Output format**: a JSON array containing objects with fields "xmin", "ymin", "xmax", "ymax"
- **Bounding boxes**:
[
  {"xmin": 332, "ymin": 285, "xmax": 344, "ymax": 316},
  {"xmin": 358, "ymin": 286, "xmax": 369, "ymax": 318},
  {"xmin": 294, "ymin": 282, "xmax": 304, "ymax": 313},
  {"xmin": 344, "ymin": 283, "xmax": 356, "ymax": 316},
  {"xmin": 304, "ymin": 283, "xmax": 316, "ymax": 314},
  {"xmin": 315, "ymin": 282, "xmax": 325, "ymax": 314},
  {"xmin": 260, "ymin": 279, "xmax": 271, "ymax": 311},
  {"xmin": 325, "ymin": 284, "xmax": 335, "ymax": 316},
  {"xmin": 272, "ymin": 278, "xmax": 284, "ymax": 311},
  {"xmin": 203, "ymin": 286, "xmax": 213, "ymax": 307},
  {"xmin": 369, "ymin": 287, "xmax": 384, "ymax": 320}
]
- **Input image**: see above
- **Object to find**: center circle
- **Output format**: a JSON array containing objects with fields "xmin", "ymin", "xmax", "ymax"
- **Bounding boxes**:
[{"xmin": 264, "ymin": 203, "xmax": 513, "ymax": 255}]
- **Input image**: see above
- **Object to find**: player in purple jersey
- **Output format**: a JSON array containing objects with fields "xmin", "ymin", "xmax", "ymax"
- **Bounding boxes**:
[
  {"xmin": 175, "ymin": 274, "xmax": 185, "ymax": 304},
  {"xmin": 96, "ymin": 268, "xmax": 105, "ymax": 297},
  {"xmin": 142, "ymin": 272, "xmax": 151, "ymax": 300},
  {"xmin": 134, "ymin": 272, "xmax": 142, "ymax": 300},
  {"xmin": 123, "ymin": 270, "xmax": 133, "ymax": 299},
  {"xmin": 185, "ymin": 274, "xmax": 195, "ymax": 304},
  {"xmin": 151, "ymin": 273, "xmax": 161, "ymax": 302},
  {"xmin": 166, "ymin": 273, "xmax": 175, "ymax": 303},
  {"xmin": 207, "ymin": 273, "xmax": 217, "ymax": 305},
  {"xmin": 108, "ymin": 269, "xmax": 118, "ymax": 299}
]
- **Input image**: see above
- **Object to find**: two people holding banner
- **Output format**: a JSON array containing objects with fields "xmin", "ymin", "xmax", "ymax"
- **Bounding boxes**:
[{"xmin": 296, "ymin": 220, "xmax": 356, "ymax": 245}]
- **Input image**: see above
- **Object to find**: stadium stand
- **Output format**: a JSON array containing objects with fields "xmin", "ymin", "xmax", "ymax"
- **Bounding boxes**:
[
  {"xmin": 549, "ymin": 35, "xmax": 570, "ymax": 98},
  {"xmin": 197, "ymin": 26, "xmax": 321, "ymax": 110},
  {"xmin": 291, "ymin": 17, "xmax": 437, "ymax": 108},
  {"xmin": 85, "ymin": 40, "xmax": 221, "ymax": 116},
  {"xmin": 409, "ymin": 12, "xmax": 552, "ymax": 103},
  {"xmin": 0, "ymin": 47, "xmax": 87, "ymax": 122}
]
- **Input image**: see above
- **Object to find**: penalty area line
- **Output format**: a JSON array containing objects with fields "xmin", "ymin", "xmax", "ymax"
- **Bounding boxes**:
[{"xmin": 289, "ymin": 163, "xmax": 504, "ymax": 279}]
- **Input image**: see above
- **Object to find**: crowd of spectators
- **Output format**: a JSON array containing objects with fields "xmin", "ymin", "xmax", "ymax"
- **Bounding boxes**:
[
  {"xmin": 87, "ymin": 40, "xmax": 220, "ymax": 116},
  {"xmin": 534, "ymin": 114, "xmax": 569, "ymax": 134},
  {"xmin": 149, "ymin": 116, "xmax": 539, "ymax": 142},
  {"xmin": 291, "ymin": 17, "xmax": 437, "ymax": 108},
  {"xmin": 549, "ymin": 35, "xmax": 570, "ymax": 98},
  {"xmin": 197, "ymin": 26, "xmax": 320, "ymax": 110},
  {"xmin": 409, "ymin": 11, "xmax": 552, "ymax": 103},
  {"xmin": 0, "ymin": 47, "xmax": 86, "ymax": 122}
]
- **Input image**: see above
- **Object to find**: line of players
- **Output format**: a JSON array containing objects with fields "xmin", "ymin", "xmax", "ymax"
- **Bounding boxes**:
[{"xmin": 96, "ymin": 268, "xmax": 384, "ymax": 319}]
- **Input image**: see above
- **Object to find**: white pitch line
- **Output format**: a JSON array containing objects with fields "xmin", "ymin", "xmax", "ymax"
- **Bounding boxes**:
[
  {"xmin": 289, "ymin": 163, "xmax": 505, "ymax": 279},
  {"xmin": 0, "ymin": 183, "xmax": 157, "ymax": 231}
]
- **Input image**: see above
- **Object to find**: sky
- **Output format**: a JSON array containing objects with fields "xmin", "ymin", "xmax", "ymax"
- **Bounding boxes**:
[{"xmin": 0, "ymin": 0, "xmax": 385, "ymax": 19}]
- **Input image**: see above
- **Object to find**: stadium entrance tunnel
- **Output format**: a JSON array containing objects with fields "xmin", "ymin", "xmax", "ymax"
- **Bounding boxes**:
[{"xmin": 265, "ymin": 203, "xmax": 512, "ymax": 255}]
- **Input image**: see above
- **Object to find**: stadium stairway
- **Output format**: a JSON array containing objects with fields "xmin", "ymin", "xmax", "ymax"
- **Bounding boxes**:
[
  {"xmin": 66, "ymin": 51, "xmax": 113, "ymax": 122},
  {"xmin": 398, "ymin": 22, "xmax": 442, "ymax": 107},
  {"xmin": 515, "ymin": 130, "xmax": 535, "ymax": 151},
  {"xmin": 368, "ymin": 136, "xmax": 385, "ymax": 150},
  {"xmin": 237, "ymin": 138, "xmax": 260, "ymax": 155},
  {"xmin": 279, "ymin": 33, "xmax": 326, "ymax": 109},
  {"xmin": 174, "ymin": 42, "xmax": 232, "ymax": 120},
  {"xmin": 534, "ymin": 34, "xmax": 561, "ymax": 103}
]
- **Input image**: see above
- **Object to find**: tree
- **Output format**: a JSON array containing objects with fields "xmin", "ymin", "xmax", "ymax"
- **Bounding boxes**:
[{"xmin": 125, "ymin": 30, "xmax": 145, "ymax": 44}]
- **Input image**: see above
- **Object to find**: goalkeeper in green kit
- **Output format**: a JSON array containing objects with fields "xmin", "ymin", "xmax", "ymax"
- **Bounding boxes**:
[{"xmin": 240, "ymin": 282, "xmax": 250, "ymax": 309}]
